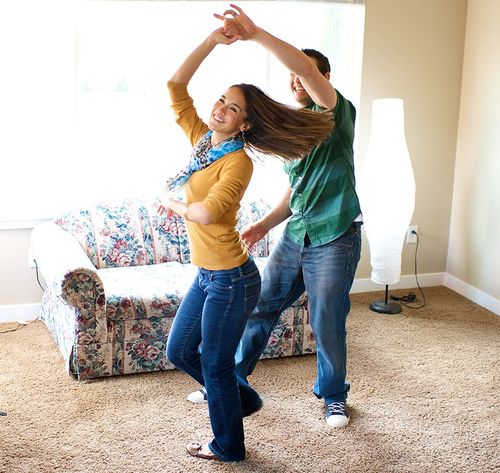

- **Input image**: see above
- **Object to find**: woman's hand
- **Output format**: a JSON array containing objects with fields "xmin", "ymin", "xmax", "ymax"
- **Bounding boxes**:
[
  {"xmin": 157, "ymin": 201, "xmax": 174, "ymax": 218},
  {"xmin": 209, "ymin": 26, "xmax": 240, "ymax": 46},
  {"xmin": 157, "ymin": 203, "xmax": 168, "ymax": 215},
  {"xmin": 213, "ymin": 4, "xmax": 258, "ymax": 41}
]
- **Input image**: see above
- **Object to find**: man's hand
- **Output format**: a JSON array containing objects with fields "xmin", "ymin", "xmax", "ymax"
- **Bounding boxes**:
[
  {"xmin": 213, "ymin": 4, "xmax": 258, "ymax": 41},
  {"xmin": 240, "ymin": 222, "xmax": 268, "ymax": 250}
]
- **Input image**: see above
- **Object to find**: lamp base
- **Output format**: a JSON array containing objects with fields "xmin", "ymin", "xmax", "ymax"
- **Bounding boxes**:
[{"xmin": 369, "ymin": 300, "xmax": 402, "ymax": 314}]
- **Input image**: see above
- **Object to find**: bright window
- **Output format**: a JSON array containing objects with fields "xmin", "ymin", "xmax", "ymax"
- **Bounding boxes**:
[{"xmin": 0, "ymin": 0, "xmax": 365, "ymax": 226}]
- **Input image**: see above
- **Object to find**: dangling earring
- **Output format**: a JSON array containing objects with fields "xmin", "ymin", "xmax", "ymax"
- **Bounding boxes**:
[{"xmin": 241, "ymin": 129, "xmax": 246, "ymax": 142}]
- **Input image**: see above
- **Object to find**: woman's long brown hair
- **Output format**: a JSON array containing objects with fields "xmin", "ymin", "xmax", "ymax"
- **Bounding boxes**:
[{"xmin": 232, "ymin": 84, "xmax": 334, "ymax": 162}]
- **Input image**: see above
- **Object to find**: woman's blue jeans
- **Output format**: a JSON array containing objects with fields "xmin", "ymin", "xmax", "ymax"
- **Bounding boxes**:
[
  {"xmin": 166, "ymin": 257, "xmax": 261, "ymax": 462},
  {"xmin": 235, "ymin": 222, "xmax": 362, "ymax": 408}
]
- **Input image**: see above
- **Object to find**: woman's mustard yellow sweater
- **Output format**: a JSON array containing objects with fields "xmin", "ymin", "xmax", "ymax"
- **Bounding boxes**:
[{"xmin": 168, "ymin": 81, "xmax": 253, "ymax": 270}]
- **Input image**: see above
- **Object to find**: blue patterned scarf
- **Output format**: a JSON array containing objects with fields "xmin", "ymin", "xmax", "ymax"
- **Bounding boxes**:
[{"xmin": 165, "ymin": 131, "xmax": 244, "ymax": 191}]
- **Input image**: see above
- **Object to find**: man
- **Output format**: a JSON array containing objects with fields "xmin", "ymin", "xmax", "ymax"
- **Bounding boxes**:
[{"xmin": 189, "ymin": 4, "xmax": 362, "ymax": 428}]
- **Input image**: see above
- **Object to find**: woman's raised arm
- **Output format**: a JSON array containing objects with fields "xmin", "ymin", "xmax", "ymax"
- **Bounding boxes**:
[{"xmin": 170, "ymin": 27, "xmax": 240, "ymax": 84}]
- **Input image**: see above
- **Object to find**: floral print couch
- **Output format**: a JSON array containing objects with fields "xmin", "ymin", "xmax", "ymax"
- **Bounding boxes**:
[{"xmin": 30, "ymin": 198, "xmax": 316, "ymax": 380}]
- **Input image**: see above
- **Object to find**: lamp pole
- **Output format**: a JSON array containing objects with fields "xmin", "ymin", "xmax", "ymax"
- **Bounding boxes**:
[{"xmin": 369, "ymin": 284, "xmax": 402, "ymax": 314}]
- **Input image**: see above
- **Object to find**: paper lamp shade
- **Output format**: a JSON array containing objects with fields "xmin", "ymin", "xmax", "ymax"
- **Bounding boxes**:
[{"xmin": 359, "ymin": 98, "xmax": 416, "ymax": 285}]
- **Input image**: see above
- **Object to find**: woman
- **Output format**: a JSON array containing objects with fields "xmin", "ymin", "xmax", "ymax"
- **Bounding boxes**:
[{"xmin": 160, "ymin": 27, "xmax": 333, "ymax": 462}]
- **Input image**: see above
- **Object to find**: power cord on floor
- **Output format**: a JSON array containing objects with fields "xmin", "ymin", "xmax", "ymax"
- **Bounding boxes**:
[
  {"xmin": 0, "ymin": 323, "xmax": 23, "ymax": 334},
  {"xmin": 0, "ymin": 318, "xmax": 40, "ymax": 335},
  {"xmin": 390, "ymin": 230, "xmax": 426, "ymax": 309},
  {"xmin": 391, "ymin": 292, "xmax": 417, "ymax": 303}
]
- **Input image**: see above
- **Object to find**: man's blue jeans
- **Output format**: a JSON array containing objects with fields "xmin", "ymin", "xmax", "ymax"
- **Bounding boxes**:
[
  {"xmin": 236, "ymin": 222, "xmax": 362, "ymax": 408},
  {"xmin": 166, "ymin": 257, "xmax": 260, "ymax": 462}
]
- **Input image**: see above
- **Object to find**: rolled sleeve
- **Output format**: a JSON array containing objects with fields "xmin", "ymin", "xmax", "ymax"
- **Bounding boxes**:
[{"xmin": 167, "ymin": 81, "xmax": 209, "ymax": 146}]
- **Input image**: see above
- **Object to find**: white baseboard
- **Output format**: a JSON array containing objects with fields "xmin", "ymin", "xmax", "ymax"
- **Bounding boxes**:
[
  {"xmin": 351, "ymin": 272, "xmax": 445, "ymax": 294},
  {"xmin": 444, "ymin": 273, "xmax": 500, "ymax": 316},
  {"xmin": 353, "ymin": 271, "xmax": 499, "ymax": 316},
  {"xmin": 0, "ymin": 304, "xmax": 40, "ymax": 323}
]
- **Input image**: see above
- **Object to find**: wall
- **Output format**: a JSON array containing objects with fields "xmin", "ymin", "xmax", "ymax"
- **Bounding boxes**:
[
  {"xmin": 357, "ymin": 0, "xmax": 467, "ymax": 283},
  {"xmin": 446, "ymin": 0, "xmax": 500, "ymax": 303},
  {"xmin": 0, "ymin": 229, "xmax": 43, "ymax": 318}
]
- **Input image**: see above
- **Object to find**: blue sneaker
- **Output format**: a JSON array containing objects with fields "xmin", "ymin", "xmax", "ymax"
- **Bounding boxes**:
[{"xmin": 325, "ymin": 401, "xmax": 350, "ymax": 427}]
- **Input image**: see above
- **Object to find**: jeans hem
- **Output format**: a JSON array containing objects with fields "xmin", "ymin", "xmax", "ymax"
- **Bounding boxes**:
[{"xmin": 209, "ymin": 442, "xmax": 245, "ymax": 462}]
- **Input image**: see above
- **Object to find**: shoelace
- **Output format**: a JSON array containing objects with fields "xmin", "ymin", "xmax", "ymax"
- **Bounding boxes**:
[{"xmin": 326, "ymin": 402, "xmax": 346, "ymax": 415}]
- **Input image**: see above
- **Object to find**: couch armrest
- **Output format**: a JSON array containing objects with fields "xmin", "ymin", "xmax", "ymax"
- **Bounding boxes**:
[
  {"xmin": 31, "ymin": 222, "xmax": 107, "ymax": 342},
  {"xmin": 31, "ymin": 222, "xmax": 100, "ymax": 295}
]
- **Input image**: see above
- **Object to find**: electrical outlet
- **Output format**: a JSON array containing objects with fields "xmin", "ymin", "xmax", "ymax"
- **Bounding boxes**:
[{"xmin": 406, "ymin": 225, "xmax": 418, "ymax": 244}]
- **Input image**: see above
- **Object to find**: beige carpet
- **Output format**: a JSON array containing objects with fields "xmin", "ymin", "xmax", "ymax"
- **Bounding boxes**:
[{"xmin": 0, "ymin": 286, "xmax": 498, "ymax": 473}]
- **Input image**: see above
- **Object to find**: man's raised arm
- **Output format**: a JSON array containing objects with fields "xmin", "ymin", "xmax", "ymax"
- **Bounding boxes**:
[{"xmin": 215, "ymin": 4, "xmax": 337, "ymax": 109}]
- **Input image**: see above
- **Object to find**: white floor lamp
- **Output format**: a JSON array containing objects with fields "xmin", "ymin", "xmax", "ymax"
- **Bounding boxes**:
[{"xmin": 359, "ymin": 98, "xmax": 416, "ymax": 314}]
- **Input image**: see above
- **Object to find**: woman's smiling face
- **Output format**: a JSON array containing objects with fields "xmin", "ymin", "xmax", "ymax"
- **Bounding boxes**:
[{"xmin": 209, "ymin": 87, "xmax": 249, "ymax": 140}]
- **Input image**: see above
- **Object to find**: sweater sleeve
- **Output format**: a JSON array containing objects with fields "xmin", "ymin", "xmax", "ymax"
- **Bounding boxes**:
[
  {"xmin": 202, "ymin": 152, "xmax": 253, "ymax": 223},
  {"xmin": 167, "ymin": 81, "xmax": 209, "ymax": 146}
]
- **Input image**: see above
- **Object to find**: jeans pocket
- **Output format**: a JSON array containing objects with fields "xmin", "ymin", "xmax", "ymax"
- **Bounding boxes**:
[
  {"xmin": 328, "ymin": 223, "xmax": 358, "ymax": 250},
  {"xmin": 210, "ymin": 273, "xmax": 233, "ymax": 292},
  {"xmin": 243, "ymin": 277, "xmax": 261, "ymax": 315},
  {"xmin": 231, "ymin": 268, "xmax": 260, "ymax": 284}
]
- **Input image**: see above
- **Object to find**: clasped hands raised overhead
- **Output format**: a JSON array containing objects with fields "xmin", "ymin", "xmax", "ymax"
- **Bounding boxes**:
[{"xmin": 213, "ymin": 3, "xmax": 258, "ymax": 42}]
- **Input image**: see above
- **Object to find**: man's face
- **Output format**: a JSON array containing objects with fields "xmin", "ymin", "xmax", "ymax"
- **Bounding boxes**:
[{"xmin": 289, "ymin": 56, "xmax": 322, "ymax": 107}]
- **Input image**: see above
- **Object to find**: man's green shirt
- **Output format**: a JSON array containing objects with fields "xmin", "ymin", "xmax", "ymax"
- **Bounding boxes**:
[{"xmin": 284, "ymin": 91, "xmax": 361, "ymax": 247}]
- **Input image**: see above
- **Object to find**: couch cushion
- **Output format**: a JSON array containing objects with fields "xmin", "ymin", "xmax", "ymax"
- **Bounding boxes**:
[
  {"xmin": 55, "ymin": 199, "xmax": 184, "ymax": 269},
  {"xmin": 98, "ymin": 262, "xmax": 198, "ymax": 321},
  {"xmin": 98, "ymin": 256, "xmax": 305, "ymax": 325}
]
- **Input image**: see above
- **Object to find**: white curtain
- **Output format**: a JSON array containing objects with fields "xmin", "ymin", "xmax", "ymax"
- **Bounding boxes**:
[{"xmin": 1, "ymin": 0, "xmax": 365, "ymax": 226}]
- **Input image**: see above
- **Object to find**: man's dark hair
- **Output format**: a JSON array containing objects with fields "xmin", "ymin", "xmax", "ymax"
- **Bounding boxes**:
[{"xmin": 302, "ymin": 48, "xmax": 331, "ymax": 75}]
